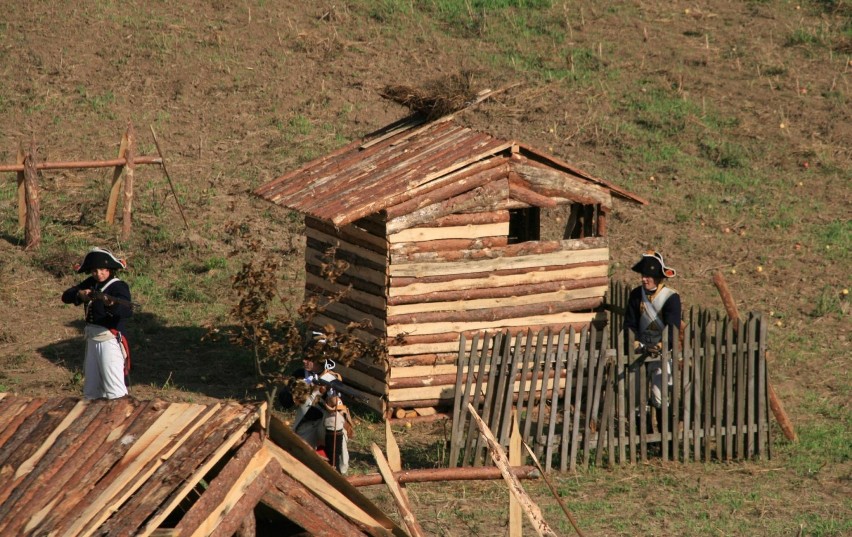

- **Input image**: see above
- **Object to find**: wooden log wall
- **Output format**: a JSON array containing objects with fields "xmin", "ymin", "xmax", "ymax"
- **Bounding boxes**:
[
  {"xmin": 384, "ymin": 188, "xmax": 610, "ymax": 409},
  {"xmin": 303, "ymin": 213, "xmax": 390, "ymax": 413}
]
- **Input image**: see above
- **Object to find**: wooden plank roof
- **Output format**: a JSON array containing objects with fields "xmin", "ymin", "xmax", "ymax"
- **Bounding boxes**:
[
  {"xmin": 255, "ymin": 116, "xmax": 646, "ymax": 227},
  {"xmin": 0, "ymin": 394, "xmax": 405, "ymax": 537}
]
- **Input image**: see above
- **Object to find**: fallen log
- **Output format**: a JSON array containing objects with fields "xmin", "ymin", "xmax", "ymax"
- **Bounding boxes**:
[
  {"xmin": 712, "ymin": 271, "xmax": 796, "ymax": 442},
  {"xmin": 348, "ymin": 465, "xmax": 539, "ymax": 487},
  {"xmin": 387, "ymin": 412, "xmax": 451, "ymax": 425}
]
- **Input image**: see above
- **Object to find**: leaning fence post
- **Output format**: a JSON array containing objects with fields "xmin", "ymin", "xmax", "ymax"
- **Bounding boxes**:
[
  {"xmin": 121, "ymin": 123, "xmax": 136, "ymax": 241},
  {"xmin": 23, "ymin": 141, "xmax": 41, "ymax": 250},
  {"xmin": 106, "ymin": 128, "xmax": 129, "ymax": 224}
]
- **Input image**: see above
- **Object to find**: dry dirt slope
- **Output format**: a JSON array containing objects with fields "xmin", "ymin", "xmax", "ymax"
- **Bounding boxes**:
[{"xmin": 0, "ymin": 1, "xmax": 849, "ymax": 535}]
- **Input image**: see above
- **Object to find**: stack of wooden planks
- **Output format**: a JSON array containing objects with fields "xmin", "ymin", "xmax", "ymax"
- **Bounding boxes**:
[{"xmin": 0, "ymin": 394, "xmax": 406, "ymax": 537}]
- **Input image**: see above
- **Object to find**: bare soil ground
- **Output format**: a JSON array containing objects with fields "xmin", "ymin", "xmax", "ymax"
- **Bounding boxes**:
[{"xmin": 0, "ymin": 1, "xmax": 849, "ymax": 535}]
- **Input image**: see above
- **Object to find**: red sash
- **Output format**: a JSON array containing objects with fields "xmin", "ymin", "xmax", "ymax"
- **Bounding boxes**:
[{"xmin": 109, "ymin": 329, "xmax": 131, "ymax": 376}]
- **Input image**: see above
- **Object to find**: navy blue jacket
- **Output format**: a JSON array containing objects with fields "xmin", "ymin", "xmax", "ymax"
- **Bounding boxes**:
[
  {"xmin": 62, "ymin": 277, "xmax": 132, "ymax": 334},
  {"xmin": 623, "ymin": 285, "xmax": 682, "ymax": 348}
]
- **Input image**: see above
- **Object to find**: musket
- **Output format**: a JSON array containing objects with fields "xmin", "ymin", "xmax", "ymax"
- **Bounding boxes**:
[
  {"xmin": 312, "ymin": 375, "xmax": 371, "ymax": 406},
  {"xmin": 89, "ymin": 290, "xmax": 143, "ymax": 311}
]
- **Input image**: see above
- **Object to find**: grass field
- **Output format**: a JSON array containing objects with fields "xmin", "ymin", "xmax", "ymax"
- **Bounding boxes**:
[{"xmin": 0, "ymin": 1, "xmax": 849, "ymax": 535}]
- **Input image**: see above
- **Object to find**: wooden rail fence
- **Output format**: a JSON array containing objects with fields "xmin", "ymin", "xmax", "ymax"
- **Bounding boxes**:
[
  {"xmin": 0, "ymin": 123, "xmax": 181, "ymax": 248},
  {"xmin": 449, "ymin": 282, "xmax": 771, "ymax": 470}
]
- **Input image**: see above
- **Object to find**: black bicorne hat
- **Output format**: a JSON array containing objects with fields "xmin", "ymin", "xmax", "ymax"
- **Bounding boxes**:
[
  {"xmin": 631, "ymin": 250, "xmax": 676, "ymax": 278},
  {"xmin": 75, "ymin": 247, "xmax": 126, "ymax": 273}
]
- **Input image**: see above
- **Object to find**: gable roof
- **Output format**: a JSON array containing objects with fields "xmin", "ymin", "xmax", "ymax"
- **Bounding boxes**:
[
  {"xmin": 255, "ymin": 116, "xmax": 646, "ymax": 228},
  {"xmin": 0, "ymin": 394, "xmax": 404, "ymax": 537}
]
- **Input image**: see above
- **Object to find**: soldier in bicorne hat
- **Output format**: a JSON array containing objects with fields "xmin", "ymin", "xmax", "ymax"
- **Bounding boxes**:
[
  {"xmin": 624, "ymin": 250, "xmax": 682, "ymax": 429},
  {"xmin": 61, "ymin": 247, "xmax": 133, "ymax": 399}
]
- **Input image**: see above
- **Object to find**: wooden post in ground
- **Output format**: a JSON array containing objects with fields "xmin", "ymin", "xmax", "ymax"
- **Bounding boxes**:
[
  {"xmin": 16, "ymin": 143, "xmax": 25, "ymax": 230},
  {"xmin": 508, "ymin": 411, "xmax": 522, "ymax": 537},
  {"xmin": 712, "ymin": 271, "xmax": 796, "ymax": 442},
  {"xmin": 23, "ymin": 141, "xmax": 41, "ymax": 250},
  {"xmin": 121, "ymin": 123, "xmax": 136, "ymax": 241}
]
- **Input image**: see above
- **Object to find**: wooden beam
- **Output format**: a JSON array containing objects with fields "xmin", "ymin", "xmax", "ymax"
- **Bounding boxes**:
[
  {"xmin": 15, "ymin": 144, "xmax": 25, "ymax": 229},
  {"xmin": 388, "ymin": 296, "xmax": 603, "ymax": 325},
  {"xmin": 386, "ymin": 179, "xmax": 509, "ymax": 234},
  {"xmin": 335, "ymin": 142, "xmax": 513, "ymax": 227},
  {"xmin": 384, "ymin": 158, "xmax": 508, "ymax": 220},
  {"xmin": 390, "ymin": 242, "xmax": 608, "ymax": 278},
  {"xmin": 523, "ymin": 443, "xmax": 586, "ymax": 536},
  {"xmin": 508, "ymin": 413, "xmax": 522, "ymax": 537},
  {"xmin": 305, "ymin": 273, "xmax": 386, "ymax": 311},
  {"xmin": 387, "ymin": 310, "xmax": 599, "ymax": 338},
  {"xmin": 347, "ymin": 465, "xmax": 539, "ymax": 487},
  {"xmin": 102, "ymin": 404, "xmax": 255, "ymax": 536},
  {"xmin": 307, "ymin": 226, "xmax": 388, "ymax": 266},
  {"xmin": 712, "ymin": 272, "xmax": 796, "ymax": 442},
  {"xmin": 370, "ymin": 443, "xmax": 426, "ymax": 537},
  {"xmin": 306, "ymin": 215, "xmax": 389, "ymax": 253},
  {"xmin": 390, "ymin": 236, "xmax": 508, "ymax": 255},
  {"xmin": 419, "ymin": 210, "xmax": 510, "ymax": 228},
  {"xmin": 64, "ymin": 403, "xmax": 213, "ymax": 537},
  {"xmin": 389, "ymin": 222, "xmax": 509, "ymax": 243},
  {"xmin": 510, "ymin": 160, "xmax": 612, "ymax": 207},
  {"xmin": 467, "ymin": 404, "xmax": 558, "ymax": 537},
  {"xmin": 388, "ymin": 285, "xmax": 607, "ymax": 316},
  {"xmin": 390, "ymin": 263, "xmax": 608, "ymax": 298},
  {"xmin": 0, "ymin": 155, "xmax": 162, "ymax": 172},
  {"xmin": 389, "ymin": 276, "xmax": 609, "ymax": 308},
  {"xmin": 508, "ymin": 174, "xmax": 557, "ymax": 208}
]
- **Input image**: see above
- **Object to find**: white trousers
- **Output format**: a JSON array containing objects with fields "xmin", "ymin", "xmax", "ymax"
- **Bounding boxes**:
[
  {"xmin": 84, "ymin": 325, "xmax": 128, "ymax": 400},
  {"xmin": 633, "ymin": 358, "xmax": 673, "ymax": 410}
]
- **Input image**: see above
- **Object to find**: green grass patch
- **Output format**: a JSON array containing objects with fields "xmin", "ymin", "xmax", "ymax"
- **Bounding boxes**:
[
  {"xmin": 794, "ymin": 512, "xmax": 852, "ymax": 537},
  {"xmin": 810, "ymin": 285, "xmax": 847, "ymax": 318},
  {"xmin": 785, "ymin": 28, "xmax": 821, "ymax": 47},
  {"xmin": 779, "ymin": 395, "xmax": 851, "ymax": 476},
  {"xmin": 624, "ymin": 86, "xmax": 700, "ymax": 136},
  {"xmin": 75, "ymin": 86, "xmax": 116, "ymax": 119},
  {"xmin": 811, "ymin": 220, "xmax": 851, "ymax": 263},
  {"xmin": 699, "ymin": 138, "xmax": 749, "ymax": 169}
]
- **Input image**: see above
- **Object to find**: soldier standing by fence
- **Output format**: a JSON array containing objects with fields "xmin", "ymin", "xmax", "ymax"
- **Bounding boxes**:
[{"xmin": 624, "ymin": 250, "xmax": 682, "ymax": 432}]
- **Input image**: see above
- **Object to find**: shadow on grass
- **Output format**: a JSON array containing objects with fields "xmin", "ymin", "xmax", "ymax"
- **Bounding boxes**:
[{"xmin": 38, "ymin": 311, "xmax": 260, "ymax": 401}]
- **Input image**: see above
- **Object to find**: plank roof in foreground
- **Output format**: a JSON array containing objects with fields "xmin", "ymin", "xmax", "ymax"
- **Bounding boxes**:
[{"xmin": 0, "ymin": 394, "xmax": 404, "ymax": 537}]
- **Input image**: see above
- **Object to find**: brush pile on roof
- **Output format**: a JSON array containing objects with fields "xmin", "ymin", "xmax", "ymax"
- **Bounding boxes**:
[{"xmin": 380, "ymin": 71, "xmax": 480, "ymax": 119}]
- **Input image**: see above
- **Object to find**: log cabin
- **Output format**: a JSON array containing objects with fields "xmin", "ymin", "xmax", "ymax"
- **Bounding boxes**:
[{"xmin": 255, "ymin": 115, "xmax": 646, "ymax": 416}]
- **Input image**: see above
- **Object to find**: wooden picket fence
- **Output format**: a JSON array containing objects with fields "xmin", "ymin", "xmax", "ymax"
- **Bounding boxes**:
[{"xmin": 449, "ymin": 281, "xmax": 771, "ymax": 470}]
